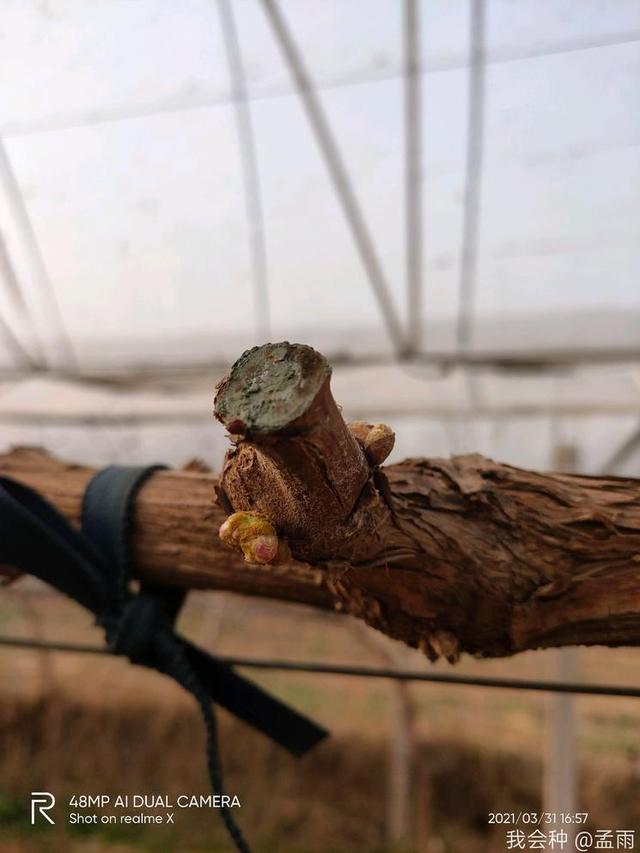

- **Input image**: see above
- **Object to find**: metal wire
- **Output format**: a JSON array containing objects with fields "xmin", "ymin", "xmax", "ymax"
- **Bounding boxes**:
[
  {"xmin": 217, "ymin": 0, "xmax": 271, "ymax": 341},
  {"xmin": 2, "ymin": 31, "xmax": 639, "ymax": 140},
  {"xmin": 0, "ymin": 231, "xmax": 44, "ymax": 368},
  {"xmin": 0, "ymin": 307, "xmax": 35, "ymax": 369},
  {"xmin": 0, "ymin": 141, "xmax": 76, "ymax": 368},
  {"xmin": 3, "ymin": 399, "xmax": 640, "ymax": 427},
  {"xmin": 456, "ymin": 0, "xmax": 486, "ymax": 354},
  {"xmin": 404, "ymin": 0, "xmax": 423, "ymax": 354},
  {"xmin": 1, "ymin": 635, "xmax": 639, "ymax": 699},
  {"xmin": 599, "ymin": 420, "xmax": 640, "ymax": 475},
  {"xmin": 4, "ymin": 343, "xmax": 640, "ymax": 387},
  {"xmin": 261, "ymin": 0, "xmax": 407, "ymax": 356},
  {"xmin": 455, "ymin": 0, "xmax": 487, "ymax": 429}
]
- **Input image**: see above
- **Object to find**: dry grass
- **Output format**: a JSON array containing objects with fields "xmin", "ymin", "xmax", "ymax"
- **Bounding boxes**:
[
  {"xmin": 2, "ymin": 588, "xmax": 640, "ymax": 851},
  {"xmin": 1, "ymin": 689, "xmax": 640, "ymax": 852}
]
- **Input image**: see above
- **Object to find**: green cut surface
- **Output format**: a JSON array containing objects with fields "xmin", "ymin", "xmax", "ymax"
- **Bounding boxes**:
[{"xmin": 214, "ymin": 341, "xmax": 331, "ymax": 433}]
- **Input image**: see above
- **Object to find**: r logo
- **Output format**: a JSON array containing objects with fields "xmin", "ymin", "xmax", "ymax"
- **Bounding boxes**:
[{"xmin": 30, "ymin": 792, "xmax": 55, "ymax": 825}]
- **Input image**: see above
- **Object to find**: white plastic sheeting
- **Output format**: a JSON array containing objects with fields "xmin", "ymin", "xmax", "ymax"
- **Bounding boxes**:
[{"xmin": 0, "ymin": 0, "xmax": 638, "ymax": 370}]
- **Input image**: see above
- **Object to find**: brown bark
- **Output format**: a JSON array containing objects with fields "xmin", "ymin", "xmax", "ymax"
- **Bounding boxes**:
[
  {"xmin": 0, "ymin": 446, "xmax": 332, "ymax": 610},
  {"xmin": 3, "ymin": 341, "xmax": 640, "ymax": 660}
]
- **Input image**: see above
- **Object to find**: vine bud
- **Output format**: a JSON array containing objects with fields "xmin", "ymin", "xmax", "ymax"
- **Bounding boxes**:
[{"xmin": 219, "ymin": 511, "xmax": 279, "ymax": 564}]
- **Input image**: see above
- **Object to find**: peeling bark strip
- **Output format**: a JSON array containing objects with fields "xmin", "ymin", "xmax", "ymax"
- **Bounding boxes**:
[{"xmin": 3, "ymin": 342, "xmax": 640, "ymax": 659}]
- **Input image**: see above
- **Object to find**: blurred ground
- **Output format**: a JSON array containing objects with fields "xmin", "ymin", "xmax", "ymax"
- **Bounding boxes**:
[{"xmin": 1, "ymin": 585, "xmax": 640, "ymax": 852}]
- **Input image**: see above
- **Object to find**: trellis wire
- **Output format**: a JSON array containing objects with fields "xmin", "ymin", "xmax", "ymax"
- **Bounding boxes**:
[{"xmin": 1, "ymin": 635, "xmax": 639, "ymax": 699}]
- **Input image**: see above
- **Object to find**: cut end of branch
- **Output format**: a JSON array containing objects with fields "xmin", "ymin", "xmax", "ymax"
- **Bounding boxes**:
[
  {"xmin": 214, "ymin": 342, "xmax": 331, "ymax": 435},
  {"xmin": 348, "ymin": 421, "xmax": 395, "ymax": 466}
]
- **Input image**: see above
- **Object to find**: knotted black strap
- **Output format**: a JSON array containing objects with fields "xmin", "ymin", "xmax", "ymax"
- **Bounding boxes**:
[{"xmin": 0, "ymin": 466, "xmax": 328, "ymax": 853}]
